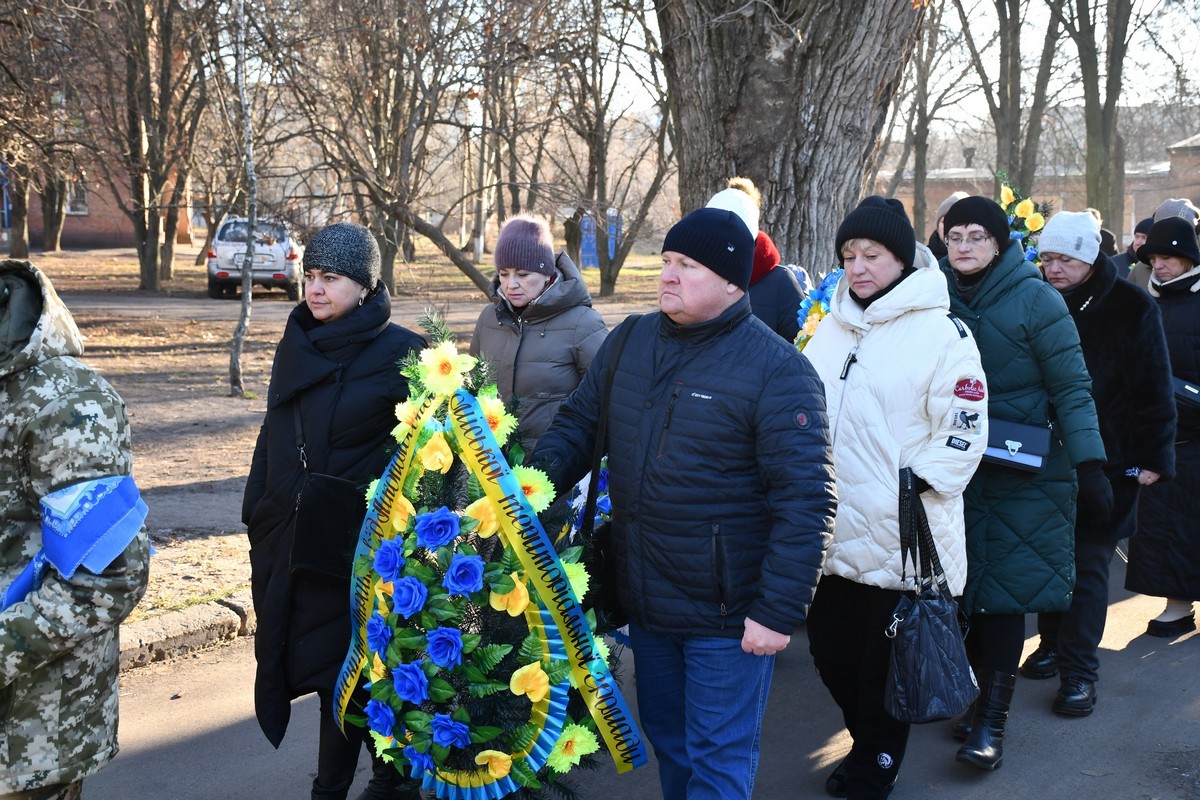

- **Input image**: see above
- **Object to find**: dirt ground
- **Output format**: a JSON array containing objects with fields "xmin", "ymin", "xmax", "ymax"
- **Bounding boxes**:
[{"xmin": 21, "ymin": 245, "xmax": 655, "ymax": 623}]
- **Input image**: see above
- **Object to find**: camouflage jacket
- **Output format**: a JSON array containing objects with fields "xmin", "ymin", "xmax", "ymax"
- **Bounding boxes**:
[{"xmin": 0, "ymin": 260, "xmax": 149, "ymax": 792}]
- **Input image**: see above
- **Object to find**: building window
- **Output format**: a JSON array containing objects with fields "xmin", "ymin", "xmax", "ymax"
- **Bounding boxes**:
[{"xmin": 66, "ymin": 175, "xmax": 88, "ymax": 215}]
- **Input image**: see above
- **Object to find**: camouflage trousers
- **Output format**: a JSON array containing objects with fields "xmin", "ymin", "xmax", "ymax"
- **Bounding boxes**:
[{"xmin": 0, "ymin": 781, "xmax": 83, "ymax": 800}]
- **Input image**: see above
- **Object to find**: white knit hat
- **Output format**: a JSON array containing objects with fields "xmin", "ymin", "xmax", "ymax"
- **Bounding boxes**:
[
  {"xmin": 1038, "ymin": 210, "xmax": 1101, "ymax": 264},
  {"xmin": 706, "ymin": 188, "xmax": 760, "ymax": 239}
]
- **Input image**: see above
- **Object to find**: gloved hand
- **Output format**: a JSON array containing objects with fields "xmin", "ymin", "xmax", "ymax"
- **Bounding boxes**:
[{"xmin": 1076, "ymin": 460, "xmax": 1114, "ymax": 525}]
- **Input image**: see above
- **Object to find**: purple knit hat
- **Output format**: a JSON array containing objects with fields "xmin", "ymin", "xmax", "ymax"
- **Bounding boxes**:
[{"xmin": 494, "ymin": 215, "xmax": 556, "ymax": 276}]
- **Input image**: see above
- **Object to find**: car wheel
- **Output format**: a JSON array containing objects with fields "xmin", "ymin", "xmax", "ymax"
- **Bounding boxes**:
[
  {"xmin": 285, "ymin": 281, "xmax": 300, "ymax": 302},
  {"xmin": 207, "ymin": 276, "xmax": 223, "ymax": 299}
]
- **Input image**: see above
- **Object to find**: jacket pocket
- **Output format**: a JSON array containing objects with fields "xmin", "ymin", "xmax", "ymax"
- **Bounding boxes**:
[{"xmin": 711, "ymin": 522, "xmax": 729, "ymax": 627}]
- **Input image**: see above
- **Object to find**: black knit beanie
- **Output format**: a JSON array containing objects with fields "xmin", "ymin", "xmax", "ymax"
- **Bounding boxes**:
[
  {"xmin": 1138, "ymin": 216, "xmax": 1200, "ymax": 266},
  {"xmin": 834, "ymin": 196, "xmax": 916, "ymax": 269},
  {"xmin": 303, "ymin": 222, "xmax": 381, "ymax": 289},
  {"xmin": 1134, "ymin": 217, "xmax": 1155, "ymax": 236},
  {"xmin": 662, "ymin": 207, "xmax": 754, "ymax": 290},
  {"xmin": 942, "ymin": 196, "xmax": 1012, "ymax": 247}
]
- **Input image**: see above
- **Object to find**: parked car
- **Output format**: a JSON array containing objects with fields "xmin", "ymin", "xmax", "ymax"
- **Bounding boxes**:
[{"xmin": 207, "ymin": 217, "xmax": 303, "ymax": 300}]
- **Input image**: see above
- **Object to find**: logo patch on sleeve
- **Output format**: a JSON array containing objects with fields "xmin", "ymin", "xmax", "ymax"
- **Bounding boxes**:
[
  {"xmin": 950, "ymin": 408, "xmax": 982, "ymax": 434},
  {"xmin": 946, "ymin": 436, "xmax": 971, "ymax": 451},
  {"xmin": 793, "ymin": 409, "xmax": 812, "ymax": 430},
  {"xmin": 954, "ymin": 377, "xmax": 986, "ymax": 401}
]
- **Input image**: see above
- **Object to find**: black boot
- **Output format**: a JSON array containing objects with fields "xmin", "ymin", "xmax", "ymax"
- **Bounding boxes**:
[
  {"xmin": 350, "ymin": 759, "xmax": 424, "ymax": 800},
  {"xmin": 955, "ymin": 672, "xmax": 1016, "ymax": 771}
]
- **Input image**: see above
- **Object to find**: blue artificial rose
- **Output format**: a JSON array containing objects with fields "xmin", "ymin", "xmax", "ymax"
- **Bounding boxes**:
[
  {"xmin": 430, "ymin": 713, "xmax": 471, "ymax": 748},
  {"xmin": 426, "ymin": 627, "xmax": 464, "ymax": 670},
  {"xmin": 442, "ymin": 553, "xmax": 485, "ymax": 595},
  {"xmin": 597, "ymin": 467, "xmax": 609, "ymax": 493},
  {"xmin": 1010, "ymin": 230, "xmax": 1025, "ymax": 240},
  {"xmin": 364, "ymin": 699, "xmax": 396, "ymax": 738},
  {"xmin": 1025, "ymin": 246, "xmax": 1039, "ymax": 262},
  {"xmin": 366, "ymin": 612, "xmax": 393, "ymax": 656},
  {"xmin": 596, "ymin": 494, "xmax": 612, "ymax": 515},
  {"xmin": 392, "ymin": 575, "xmax": 428, "ymax": 619},
  {"xmin": 392, "ymin": 660, "xmax": 430, "ymax": 704},
  {"xmin": 404, "ymin": 745, "xmax": 434, "ymax": 779},
  {"xmin": 373, "ymin": 538, "xmax": 406, "ymax": 583},
  {"xmin": 415, "ymin": 506, "xmax": 461, "ymax": 549}
]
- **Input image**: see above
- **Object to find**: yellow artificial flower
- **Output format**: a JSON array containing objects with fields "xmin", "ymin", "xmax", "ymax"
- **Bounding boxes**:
[
  {"xmin": 513, "ymin": 465, "xmax": 555, "ymax": 514},
  {"xmin": 1014, "ymin": 198, "xmax": 1035, "ymax": 219},
  {"xmin": 1026, "ymin": 212, "xmax": 1045, "ymax": 233},
  {"xmin": 464, "ymin": 495, "xmax": 500, "ymax": 538},
  {"xmin": 563, "ymin": 561, "xmax": 590, "ymax": 601},
  {"xmin": 389, "ymin": 493, "xmax": 416, "ymax": 534},
  {"xmin": 478, "ymin": 395, "xmax": 519, "ymax": 446},
  {"xmin": 1000, "ymin": 185, "xmax": 1015, "ymax": 208},
  {"xmin": 395, "ymin": 399, "xmax": 421, "ymax": 427},
  {"xmin": 369, "ymin": 652, "xmax": 389, "ymax": 683},
  {"xmin": 374, "ymin": 577, "xmax": 394, "ymax": 606},
  {"xmin": 509, "ymin": 661, "xmax": 550, "ymax": 702},
  {"xmin": 474, "ymin": 749, "xmax": 513, "ymax": 779},
  {"xmin": 418, "ymin": 342, "xmax": 476, "ymax": 396},
  {"xmin": 546, "ymin": 723, "xmax": 600, "ymax": 773},
  {"xmin": 800, "ymin": 307, "xmax": 826, "ymax": 337},
  {"xmin": 489, "ymin": 572, "xmax": 530, "ymax": 616},
  {"xmin": 419, "ymin": 431, "xmax": 454, "ymax": 474}
]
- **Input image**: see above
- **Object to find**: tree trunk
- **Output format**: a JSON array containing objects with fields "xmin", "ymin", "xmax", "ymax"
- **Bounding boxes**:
[
  {"xmin": 40, "ymin": 175, "xmax": 66, "ymax": 252},
  {"xmin": 7, "ymin": 169, "xmax": 29, "ymax": 259},
  {"xmin": 655, "ymin": 0, "xmax": 923, "ymax": 276}
]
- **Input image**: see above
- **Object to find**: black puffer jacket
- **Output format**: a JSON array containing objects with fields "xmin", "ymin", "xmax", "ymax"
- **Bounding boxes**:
[
  {"xmin": 1060, "ymin": 254, "xmax": 1175, "ymax": 542},
  {"xmin": 242, "ymin": 288, "xmax": 424, "ymax": 747},
  {"xmin": 1127, "ymin": 266, "xmax": 1200, "ymax": 600},
  {"xmin": 533, "ymin": 297, "xmax": 837, "ymax": 637},
  {"xmin": 747, "ymin": 265, "xmax": 804, "ymax": 342}
]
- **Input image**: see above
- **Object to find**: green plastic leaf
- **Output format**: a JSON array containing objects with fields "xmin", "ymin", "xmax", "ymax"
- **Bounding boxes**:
[
  {"xmin": 467, "ymin": 679, "xmax": 509, "ymax": 698},
  {"xmin": 391, "ymin": 630, "xmax": 427, "ymax": 651},
  {"xmin": 544, "ymin": 658, "xmax": 571, "ymax": 686},
  {"xmin": 518, "ymin": 631, "xmax": 543, "ymax": 663},
  {"xmin": 427, "ymin": 678, "xmax": 456, "ymax": 703},
  {"xmin": 469, "ymin": 725, "xmax": 503, "ymax": 744},
  {"xmin": 460, "ymin": 633, "xmax": 482, "ymax": 654},
  {"xmin": 403, "ymin": 711, "xmax": 432, "ymax": 733},
  {"xmin": 470, "ymin": 643, "xmax": 512, "ymax": 672},
  {"xmin": 510, "ymin": 758, "xmax": 542, "ymax": 789}
]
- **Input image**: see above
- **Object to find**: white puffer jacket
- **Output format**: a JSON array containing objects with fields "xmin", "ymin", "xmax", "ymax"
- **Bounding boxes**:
[{"xmin": 803, "ymin": 246, "xmax": 987, "ymax": 594}]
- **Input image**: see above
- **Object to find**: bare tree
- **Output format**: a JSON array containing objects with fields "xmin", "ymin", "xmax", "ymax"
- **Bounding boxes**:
[
  {"xmin": 229, "ymin": 0, "xmax": 258, "ymax": 398},
  {"xmin": 70, "ymin": 0, "xmax": 214, "ymax": 290},
  {"xmin": 264, "ymin": 0, "xmax": 491, "ymax": 293},
  {"xmin": 654, "ymin": 0, "xmax": 924, "ymax": 275},
  {"xmin": 951, "ymin": 0, "xmax": 1065, "ymax": 194}
]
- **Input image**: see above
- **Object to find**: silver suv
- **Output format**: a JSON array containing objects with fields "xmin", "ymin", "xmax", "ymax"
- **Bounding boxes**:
[{"xmin": 206, "ymin": 217, "xmax": 303, "ymax": 300}]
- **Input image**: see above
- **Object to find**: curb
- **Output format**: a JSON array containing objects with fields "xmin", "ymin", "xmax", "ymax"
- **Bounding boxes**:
[{"xmin": 120, "ymin": 588, "xmax": 256, "ymax": 672}]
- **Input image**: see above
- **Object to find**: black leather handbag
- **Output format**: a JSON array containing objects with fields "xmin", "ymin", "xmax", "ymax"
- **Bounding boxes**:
[
  {"xmin": 982, "ymin": 419, "xmax": 1052, "ymax": 473},
  {"xmin": 884, "ymin": 468, "xmax": 979, "ymax": 724},
  {"xmin": 288, "ymin": 405, "xmax": 366, "ymax": 581}
]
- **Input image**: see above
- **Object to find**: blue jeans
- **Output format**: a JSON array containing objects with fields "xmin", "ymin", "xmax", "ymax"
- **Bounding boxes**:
[{"xmin": 628, "ymin": 622, "xmax": 775, "ymax": 800}]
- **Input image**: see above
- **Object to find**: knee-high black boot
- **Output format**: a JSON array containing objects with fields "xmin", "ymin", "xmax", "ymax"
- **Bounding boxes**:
[{"xmin": 955, "ymin": 672, "xmax": 1016, "ymax": 770}]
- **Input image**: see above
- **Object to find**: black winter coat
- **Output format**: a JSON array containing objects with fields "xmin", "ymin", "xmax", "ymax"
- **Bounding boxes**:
[
  {"xmin": 748, "ymin": 265, "xmax": 804, "ymax": 342},
  {"xmin": 243, "ymin": 288, "xmax": 424, "ymax": 747},
  {"xmin": 1127, "ymin": 266, "xmax": 1200, "ymax": 600},
  {"xmin": 1060, "ymin": 255, "xmax": 1175, "ymax": 542},
  {"xmin": 533, "ymin": 297, "xmax": 837, "ymax": 638}
]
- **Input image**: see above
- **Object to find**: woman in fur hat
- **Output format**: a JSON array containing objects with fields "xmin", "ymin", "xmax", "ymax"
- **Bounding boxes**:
[{"xmin": 1125, "ymin": 215, "xmax": 1200, "ymax": 638}]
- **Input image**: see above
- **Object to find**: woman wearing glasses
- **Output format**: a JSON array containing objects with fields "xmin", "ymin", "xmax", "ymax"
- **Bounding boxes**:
[{"xmin": 938, "ymin": 197, "xmax": 1106, "ymax": 772}]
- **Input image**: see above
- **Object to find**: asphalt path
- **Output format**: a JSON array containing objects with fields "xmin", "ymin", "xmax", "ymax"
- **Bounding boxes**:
[{"xmin": 88, "ymin": 557, "xmax": 1200, "ymax": 800}]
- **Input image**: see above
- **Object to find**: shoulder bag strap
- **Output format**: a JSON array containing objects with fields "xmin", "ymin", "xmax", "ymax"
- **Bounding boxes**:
[{"xmin": 580, "ymin": 314, "xmax": 642, "ymax": 538}]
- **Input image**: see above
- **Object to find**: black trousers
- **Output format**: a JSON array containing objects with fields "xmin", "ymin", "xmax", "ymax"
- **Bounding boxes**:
[
  {"xmin": 314, "ymin": 689, "xmax": 367, "ymax": 796},
  {"xmin": 1036, "ymin": 535, "xmax": 1117, "ymax": 683},
  {"xmin": 808, "ymin": 575, "xmax": 909, "ymax": 800},
  {"xmin": 964, "ymin": 611, "xmax": 1025, "ymax": 675}
]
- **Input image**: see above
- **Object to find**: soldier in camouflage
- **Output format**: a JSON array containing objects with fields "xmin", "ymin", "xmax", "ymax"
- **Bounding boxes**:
[{"xmin": 0, "ymin": 260, "xmax": 150, "ymax": 800}]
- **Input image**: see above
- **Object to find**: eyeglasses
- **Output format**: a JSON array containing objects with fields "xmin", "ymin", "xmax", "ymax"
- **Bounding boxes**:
[{"xmin": 946, "ymin": 234, "xmax": 992, "ymax": 247}]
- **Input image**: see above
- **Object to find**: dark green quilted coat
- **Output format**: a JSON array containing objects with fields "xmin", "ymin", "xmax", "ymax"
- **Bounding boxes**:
[{"xmin": 941, "ymin": 241, "xmax": 1105, "ymax": 615}]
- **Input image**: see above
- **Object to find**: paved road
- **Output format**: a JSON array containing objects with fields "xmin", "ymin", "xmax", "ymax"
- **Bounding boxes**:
[{"xmin": 88, "ymin": 558, "xmax": 1200, "ymax": 800}]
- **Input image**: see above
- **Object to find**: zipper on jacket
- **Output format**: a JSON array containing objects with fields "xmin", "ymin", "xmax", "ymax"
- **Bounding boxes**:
[
  {"xmin": 712, "ymin": 522, "xmax": 728, "ymax": 628},
  {"xmin": 656, "ymin": 384, "xmax": 683, "ymax": 458},
  {"xmin": 839, "ymin": 343, "xmax": 860, "ymax": 380}
]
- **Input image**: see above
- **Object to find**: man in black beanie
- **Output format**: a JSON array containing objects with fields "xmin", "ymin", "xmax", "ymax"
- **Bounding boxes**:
[{"xmin": 533, "ymin": 207, "xmax": 836, "ymax": 800}]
